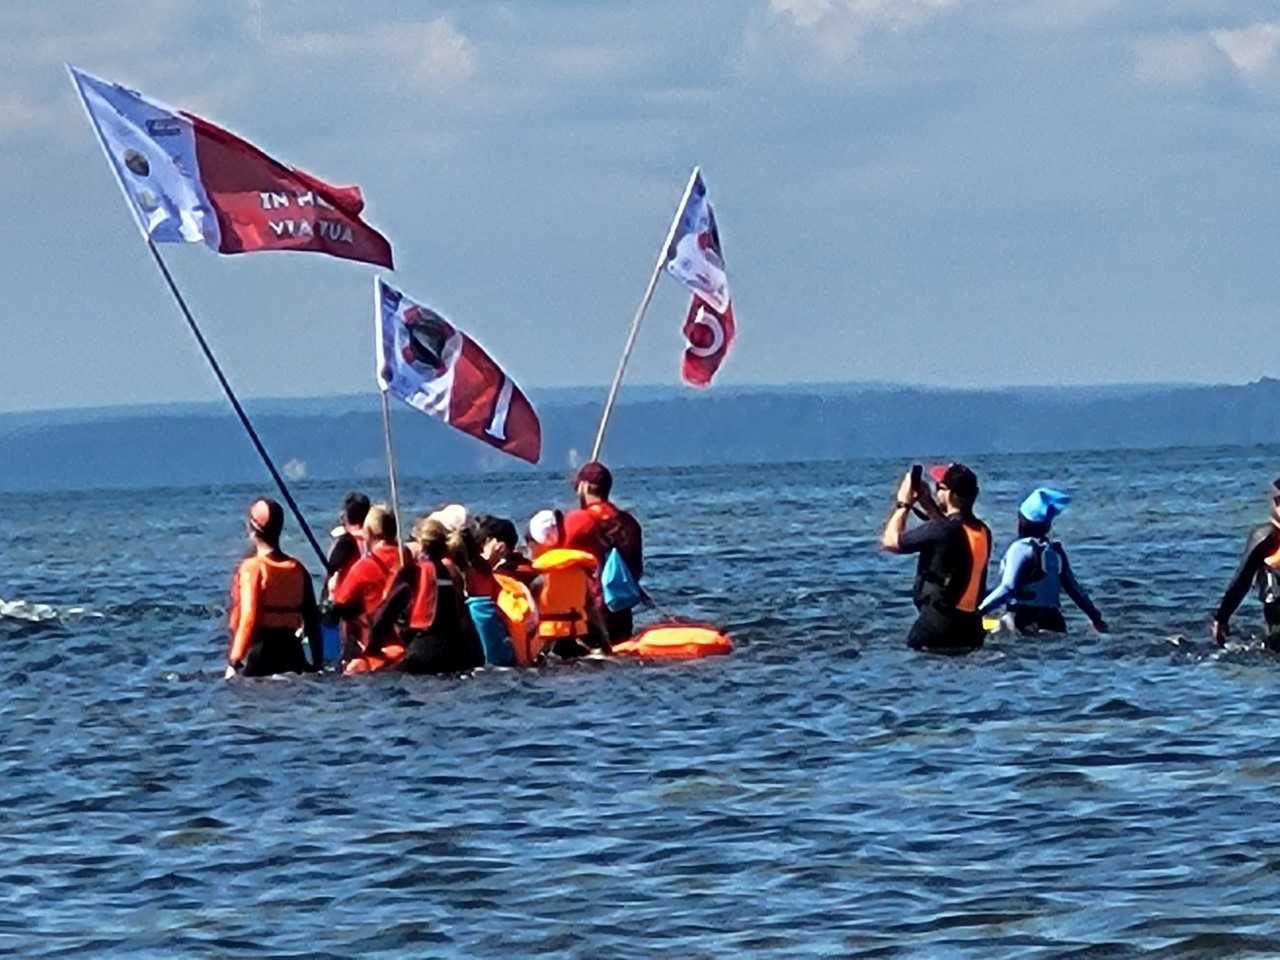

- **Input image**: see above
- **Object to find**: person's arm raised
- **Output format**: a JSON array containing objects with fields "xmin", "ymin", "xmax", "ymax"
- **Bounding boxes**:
[{"xmin": 882, "ymin": 470, "xmax": 917, "ymax": 553}]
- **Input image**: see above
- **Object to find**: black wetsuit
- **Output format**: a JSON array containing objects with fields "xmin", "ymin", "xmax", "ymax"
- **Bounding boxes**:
[
  {"xmin": 324, "ymin": 533, "xmax": 361, "ymax": 598},
  {"xmin": 898, "ymin": 515, "xmax": 991, "ymax": 654},
  {"xmin": 370, "ymin": 559, "xmax": 484, "ymax": 674},
  {"xmin": 1215, "ymin": 522, "xmax": 1280, "ymax": 647}
]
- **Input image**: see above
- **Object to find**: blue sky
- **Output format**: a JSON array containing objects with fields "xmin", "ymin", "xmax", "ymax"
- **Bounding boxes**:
[{"xmin": 4, "ymin": 0, "xmax": 1280, "ymax": 411}]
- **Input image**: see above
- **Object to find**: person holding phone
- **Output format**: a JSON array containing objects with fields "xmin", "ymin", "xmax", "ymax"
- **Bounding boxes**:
[
  {"xmin": 881, "ymin": 463, "xmax": 992, "ymax": 655},
  {"xmin": 1211, "ymin": 477, "xmax": 1280, "ymax": 649}
]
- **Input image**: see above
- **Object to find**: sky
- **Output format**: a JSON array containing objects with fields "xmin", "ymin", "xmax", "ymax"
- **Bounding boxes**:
[{"xmin": 4, "ymin": 0, "xmax": 1280, "ymax": 412}]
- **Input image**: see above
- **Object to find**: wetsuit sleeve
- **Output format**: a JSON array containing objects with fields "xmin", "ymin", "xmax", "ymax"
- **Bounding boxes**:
[
  {"xmin": 367, "ymin": 566, "xmax": 414, "ymax": 656},
  {"xmin": 229, "ymin": 561, "xmax": 258, "ymax": 665},
  {"xmin": 897, "ymin": 519, "xmax": 947, "ymax": 555},
  {"xmin": 1215, "ymin": 525, "xmax": 1275, "ymax": 625},
  {"xmin": 326, "ymin": 537, "xmax": 357, "ymax": 577},
  {"xmin": 1055, "ymin": 545, "xmax": 1103, "ymax": 625},
  {"xmin": 301, "ymin": 573, "xmax": 322, "ymax": 669},
  {"xmin": 979, "ymin": 541, "xmax": 1033, "ymax": 615}
]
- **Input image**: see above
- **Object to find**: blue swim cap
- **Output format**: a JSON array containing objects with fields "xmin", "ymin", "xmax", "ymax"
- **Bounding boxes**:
[{"xmin": 1019, "ymin": 487, "xmax": 1071, "ymax": 524}]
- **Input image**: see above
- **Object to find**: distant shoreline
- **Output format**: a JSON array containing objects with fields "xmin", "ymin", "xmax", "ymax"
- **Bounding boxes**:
[{"xmin": 6, "ymin": 378, "xmax": 1279, "ymax": 493}]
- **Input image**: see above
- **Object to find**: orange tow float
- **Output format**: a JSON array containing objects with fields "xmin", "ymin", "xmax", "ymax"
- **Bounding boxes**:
[{"xmin": 611, "ymin": 623, "xmax": 733, "ymax": 659}]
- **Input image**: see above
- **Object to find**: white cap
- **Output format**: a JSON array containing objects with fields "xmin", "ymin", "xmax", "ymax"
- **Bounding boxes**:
[
  {"xmin": 429, "ymin": 503, "xmax": 468, "ymax": 532},
  {"xmin": 528, "ymin": 509, "xmax": 560, "ymax": 546}
]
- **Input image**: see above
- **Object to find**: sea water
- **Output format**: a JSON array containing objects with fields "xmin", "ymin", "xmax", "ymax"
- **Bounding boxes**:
[{"xmin": 3, "ymin": 445, "xmax": 1280, "ymax": 958}]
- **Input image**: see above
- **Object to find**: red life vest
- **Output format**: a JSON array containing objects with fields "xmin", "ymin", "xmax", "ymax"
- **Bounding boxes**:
[{"xmin": 407, "ymin": 558, "xmax": 440, "ymax": 631}]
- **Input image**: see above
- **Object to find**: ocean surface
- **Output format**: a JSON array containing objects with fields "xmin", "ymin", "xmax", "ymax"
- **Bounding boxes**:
[{"xmin": 5, "ymin": 445, "xmax": 1280, "ymax": 958}]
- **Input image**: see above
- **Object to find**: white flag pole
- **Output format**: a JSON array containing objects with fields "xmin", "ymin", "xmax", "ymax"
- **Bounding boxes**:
[
  {"xmin": 373, "ymin": 278, "xmax": 405, "ymax": 564},
  {"xmin": 590, "ymin": 166, "xmax": 701, "ymax": 463}
]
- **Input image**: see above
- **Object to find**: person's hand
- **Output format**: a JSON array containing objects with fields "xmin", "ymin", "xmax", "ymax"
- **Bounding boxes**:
[
  {"xmin": 895, "ymin": 470, "xmax": 917, "ymax": 506},
  {"xmin": 224, "ymin": 664, "xmax": 238, "ymax": 680},
  {"xmin": 1210, "ymin": 620, "xmax": 1228, "ymax": 647},
  {"xmin": 1091, "ymin": 618, "xmax": 1110, "ymax": 634}
]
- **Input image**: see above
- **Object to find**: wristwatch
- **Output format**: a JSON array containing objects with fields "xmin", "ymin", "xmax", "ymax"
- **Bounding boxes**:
[{"xmin": 894, "ymin": 500, "xmax": 913, "ymax": 510}]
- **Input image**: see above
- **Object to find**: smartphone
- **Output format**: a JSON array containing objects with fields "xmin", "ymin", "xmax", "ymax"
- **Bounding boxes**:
[{"xmin": 910, "ymin": 463, "xmax": 923, "ymax": 487}]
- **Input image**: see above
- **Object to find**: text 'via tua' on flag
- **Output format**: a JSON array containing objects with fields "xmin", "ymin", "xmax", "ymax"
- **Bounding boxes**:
[{"xmin": 68, "ymin": 64, "xmax": 393, "ymax": 268}]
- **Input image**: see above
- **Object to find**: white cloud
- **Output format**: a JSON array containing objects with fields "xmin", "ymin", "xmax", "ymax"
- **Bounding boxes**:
[
  {"xmin": 1133, "ymin": 34, "xmax": 1223, "ymax": 89},
  {"xmin": 275, "ymin": 16, "xmax": 476, "ymax": 92},
  {"xmin": 1212, "ymin": 21, "xmax": 1280, "ymax": 76},
  {"xmin": 1134, "ymin": 20, "xmax": 1280, "ymax": 89},
  {"xmin": 766, "ymin": 0, "xmax": 962, "ymax": 61}
]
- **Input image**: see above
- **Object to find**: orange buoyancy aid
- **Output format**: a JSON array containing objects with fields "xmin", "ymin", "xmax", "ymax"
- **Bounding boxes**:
[
  {"xmin": 532, "ymin": 548, "xmax": 597, "ymax": 641},
  {"xmin": 956, "ymin": 523, "xmax": 992, "ymax": 614},
  {"xmin": 229, "ymin": 554, "xmax": 308, "ymax": 663},
  {"xmin": 494, "ymin": 572, "xmax": 540, "ymax": 665}
]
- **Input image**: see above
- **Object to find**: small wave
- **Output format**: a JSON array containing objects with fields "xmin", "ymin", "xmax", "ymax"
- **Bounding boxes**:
[{"xmin": 0, "ymin": 597, "xmax": 104, "ymax": 623}]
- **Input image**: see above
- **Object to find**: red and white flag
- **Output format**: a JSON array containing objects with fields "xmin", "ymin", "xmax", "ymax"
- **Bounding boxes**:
[
  {"xmin": 682, "ymin": 298, "xmax": 736, "ymax": 389},
  {"xmin": 69, "ymin": 65, "xmax": 393, "ymax": 268},
  {"xmin": 664, "ymin": 170, "xmax": 735, "ymax": 387},
  {"xmin": 375, "ymin": 278, "xmax": 541, "ymax": 464}
]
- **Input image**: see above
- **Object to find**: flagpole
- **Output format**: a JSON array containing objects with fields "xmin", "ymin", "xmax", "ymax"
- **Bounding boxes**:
[
  {"xmin": 372, "ymin": 276, "xmax": 405, "ymax": 566},
  {"xmin": 378, "ymin": 387, "xmax": 405, "ymax": 562},
  {"xmin": 590, "ymin": 165, "xmax": 701, "ymax": 462},
  {"xmin": 145, "ymin": 240, "xmax": 327, "ymax": 568}
]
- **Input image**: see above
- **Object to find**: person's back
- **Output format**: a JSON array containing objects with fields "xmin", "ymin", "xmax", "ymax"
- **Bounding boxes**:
[
  {"xmin": 401, "ymin": 553, "xmax": 476, "ymax": 674},
  {"xmin": 365, "ymin": 516, "xmax": 483, "ymax": 674},
  {"xmin": 911, "ymin": 514, "xmax": 991, "ymax": 616},
  {"xmin": 227, "ymin": 499, "xmax": 320, "ymax": 677},
  {"xmin": 979, "ymin": 488, "xmax": 1107, "ymax": 635},
  {"xmin": 329, "ymin": 506, "xmax": 402, "ymax": 660},
  {"xmin": 533, "ymin": 547, "xmax": 600, "ymax": 658},
  {"xmin": 883, "ymin": 463, "xmax": 991, "ymax": 655},
  {"xmin": 562, "ymin": 461, "xmax": 644, "ymax": 642}
]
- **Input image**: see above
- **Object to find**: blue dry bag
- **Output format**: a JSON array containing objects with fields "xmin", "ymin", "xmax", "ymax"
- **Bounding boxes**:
[{"xmin": 602, "ymin": 547, "xmax": 643, "ymax": 613}]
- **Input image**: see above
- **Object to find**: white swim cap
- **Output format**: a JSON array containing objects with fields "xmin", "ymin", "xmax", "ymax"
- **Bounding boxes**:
[
  {"xmin": 429, "ymin": 503, "xmax": 468, "ymax": 532},
  {"xmin": 527, "ymin": 509, "xmax": 561, "ymax": 546}
]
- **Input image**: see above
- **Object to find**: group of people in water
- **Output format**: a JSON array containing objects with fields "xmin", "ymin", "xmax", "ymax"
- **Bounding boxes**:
[
  {"xmin": 225, "ymin": 462, "xmax": 643, "ymax": 677},
  {"xmin": 883, "ymin": 462, "xmax": 1280, "ymax": 654},
  {"xmin": 225, "ymin": 456, "xmax": 1280, "ymax": 674}
]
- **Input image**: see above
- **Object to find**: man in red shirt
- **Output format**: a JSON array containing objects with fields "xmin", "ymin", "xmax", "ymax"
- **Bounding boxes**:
[
  {"xmin": 563, "ymin": 461, "xmax": 644, "ymax": 642},
  {"xmin": 328, "ymin": 505, "xmax": 404, "ymax": 661}
]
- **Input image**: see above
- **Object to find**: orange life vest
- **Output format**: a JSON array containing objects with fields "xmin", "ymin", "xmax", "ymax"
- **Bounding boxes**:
[
  {"xmin": 956, "ymin": 522, "xmax": 992, "ymax": 614},
  {"xmin": 495, "ymin": 572, "xmax": 540, "ymax": 665},
  {"xmin": 532, "ymin": 548, "xmax": 597, "ymax": 641},
  {"xmin": 229, "ymin": 553, "xmax": 307, "ymax": 663}
]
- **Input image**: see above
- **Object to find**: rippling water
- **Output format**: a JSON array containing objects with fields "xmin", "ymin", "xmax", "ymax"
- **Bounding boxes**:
[{"xmin": 6, "ymin": 446, "xmax": 1280, "ymax": 957}]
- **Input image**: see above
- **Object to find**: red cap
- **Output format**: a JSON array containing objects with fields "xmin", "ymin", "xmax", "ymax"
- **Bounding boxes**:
[
  {"xmin": 575, "ymin": 461, "xmax": 613, "ymax": 490},
  {"xmin": 929, "ymin": 463, "xmax": 979, "ymax": 501}
]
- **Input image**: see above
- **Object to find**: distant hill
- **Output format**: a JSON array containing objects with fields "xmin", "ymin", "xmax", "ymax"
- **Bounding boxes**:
[{"xmin": 2, "ymin": 379, "xmax": 1278, "ymax": 492}]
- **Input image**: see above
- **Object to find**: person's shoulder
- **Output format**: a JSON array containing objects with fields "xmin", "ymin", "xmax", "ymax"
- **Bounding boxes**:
[{"xmin": 1246, "ymin": 522, "xmax": 1280, "ymax": 550}]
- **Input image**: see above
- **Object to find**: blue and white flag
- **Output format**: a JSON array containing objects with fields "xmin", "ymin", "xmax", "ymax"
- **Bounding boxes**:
[{"xmin": 664, "ymin": 171, "xmax": 730, "ymax": 314}]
